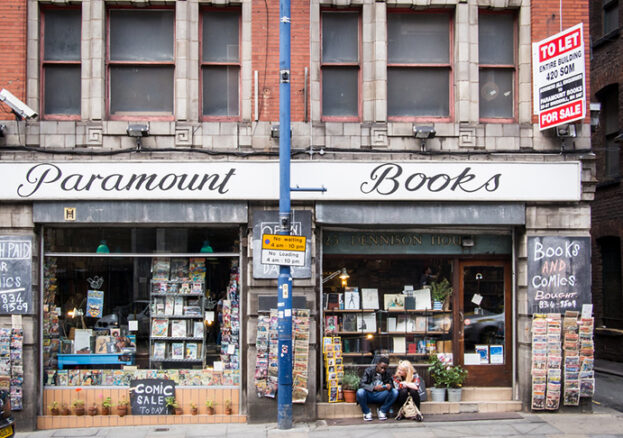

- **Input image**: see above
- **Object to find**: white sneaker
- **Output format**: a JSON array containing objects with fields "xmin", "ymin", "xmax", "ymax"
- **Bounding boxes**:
[
  {"xmin": 363, "ymin": 412, "xmax": 373, "ymax": 421},
  {"xmin": 378, "ymin": 410, "xmax": 388, "ymax": 421}
]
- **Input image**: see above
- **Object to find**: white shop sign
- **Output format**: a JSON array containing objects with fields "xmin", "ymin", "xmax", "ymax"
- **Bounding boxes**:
[
  {"xmin": 0, "ymin": 160, "xmax": 581, "ymax": 201},
  {"xmin": 532, "ymin": 23, "xmax": 586, "ymax": 130}
]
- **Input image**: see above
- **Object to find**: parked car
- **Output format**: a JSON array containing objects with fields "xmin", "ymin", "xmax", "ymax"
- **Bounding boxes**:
[
  {"xmin": 0, "ymin": 390, "xmax": 15, "ymax": 438},
  {"xmin": 95, "ymin": 300, "xmax": 150, "ymax": 337},
  {"xmin": 464, "ymin": 309, "xmax": 504, "ymax": 345}
]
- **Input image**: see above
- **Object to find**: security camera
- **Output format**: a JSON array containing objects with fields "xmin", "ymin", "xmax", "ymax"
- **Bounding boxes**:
[{"xmin": 0, "ymin": 88, "xmax": 37, "ymax": 120}]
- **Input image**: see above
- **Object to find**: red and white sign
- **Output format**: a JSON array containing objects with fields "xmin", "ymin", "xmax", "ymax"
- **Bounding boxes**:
[{"xmin": 532, "ymin": 23, "xmax": 586, "ymax": 130}]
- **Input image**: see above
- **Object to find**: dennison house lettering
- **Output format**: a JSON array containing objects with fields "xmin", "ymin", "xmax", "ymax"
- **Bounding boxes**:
[
  {"xmin": 360, "ymin": 163, "xmax": 501, "ymax": 195},
  {"xmin": 16, "ymin": 163, "xmax": 236, "ymax": 198}
]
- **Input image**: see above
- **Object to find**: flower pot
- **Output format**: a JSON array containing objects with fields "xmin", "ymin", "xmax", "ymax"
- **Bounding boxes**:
[
  {"xmin": 207, "ymin": 407, "xmax": 215, "ymax": 415},
  {"xmin": 191, "ymin": 407, "xmax": 198, "ymax": 416},
  {"xmin": 174, "ymin": 407, "xmax": 183, "ymax": 415},
  {"xmin": 447, "ymin": 388, "xmax": 462, "ymax": 402},
  {"xmin": 87, "ymin": 405, "xmax": 98, "ymax": 416},
  {"xmin": 102, "ymin": 406, "xmax": 111, "ymax": 416},
  {"xmin": 433, "ymin": 300, "xmax": 443, "ymax": 310},
  {"xmin": 74, "ymin": 406, "xmax": 85, "ymax": 416},
  {"xmin": 343, "ymin": 389, "xmax": 357, "ymax": 403},
  {"xmin": 117, "ymin": 405, "xmax": 128, "ymax": 417},
  {"xmin": 60, "ymin": 406, "xmax": 71, "ymax": 416},
  {"xmin": 430, "ymin": 387, "xmax": 446, "ymax": 402},
  {"xmin": 49, "ymin": 407, "xmax": 59, "ymax": 416}
]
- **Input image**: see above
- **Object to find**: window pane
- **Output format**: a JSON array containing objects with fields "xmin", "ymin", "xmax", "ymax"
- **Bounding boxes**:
[
  {"xmin": 110, "ymin": 10, "xmax": 174, "ymax": 61},
  {"xmin": 44, "ymin": 9, "xmax": 81, "ymax": 61},
  {"xmin": 322, "ymin": 13, "xmax": 358, "ymax": 63},
  {"xmin": 388, "ymin": 14, "xmax": 449, "ymax": 64},
  {"xmin": 322, "ymin": 67, "xmax": 358, "ymax": 116},
  {"xmin": 479, "ymin": 14, "xmax": 514, "ymax": 65},
  {"xmin": 479, "ymin": 69, "xmax": 513, "ymax": 118},
  {"xmin": 202, "ymin": 11, "xmax": 239, "ymax": 62},
  {"xmin": 44, "ymin": 66, "xmax": 81, "ymax": 114},
  {"xmin": 606, "ymin": 139, "xmax": 621, "ymax": 178},
  {"xmin": 110, "ymin": 66, "xmax": 174, "ymax": 113},
  {"xmin": 604, "ymin": 3, "xmax": 619, "ymax": 34},
  {"xmin": 202, "ymin": 67, "xmax": 240, "ymax": 116},
  {"xmin": 387, "ymin": 68, "xmax": 449, "ymax": 117},
  {"xmin": 602, "ymin": 88, "xmax": 619, "ymax": 134}
]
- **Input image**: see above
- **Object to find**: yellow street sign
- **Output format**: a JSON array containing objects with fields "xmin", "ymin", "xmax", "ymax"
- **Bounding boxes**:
[{"xmin": 262, "ymin": 234, "xmax": 306, "ymax": 252}]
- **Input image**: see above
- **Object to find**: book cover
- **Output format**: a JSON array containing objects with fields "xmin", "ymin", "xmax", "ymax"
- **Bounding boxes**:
[
  {"xmin": 171, "ymin": 320, "xmax": 187, "ymax": 338},
  {"xmin": 342, "ymin": 314, "xmax": 357, "ymax": 332},
  {"xmin": 361, "ymin": 288, "xmax": 379, "ymax": 310},
  {"xmin": 193, "ymin": 321, "xmax": 204, "ymax": 338},
  {"xmin": 151, "ymin": 318, "xmax": 169, "ymax": 337},
  {"xmin": 384, "ymin": 294, "xmax": 405, "ymax": 310},
  {"xmin": 174, "ymin": 296, "xmax": 184, "ymax": 315},
  {"xmin": 171, "ymin": 342, "xmax": 184, "ymax": 359},
  {"xmin": 165, "ymin": 296, "xmax": 174, "ymax": 315},
  {"xmin": 185, "ymin": 343, "xmax": 198, "ymax": 359},
  {"xmin": 170, "ymin": 258, "xmax": 189, "ymax": 281},
  {"xmin": 86, "ymin": 290, "xmax": 104, "ymax": 318},
  {"xmin": 153, "ymin": 342, "xmax": 166, "ymax": 360},
  {"xmin": 393, "ymin": 336, "xmax": 406, "ymax": 354},
  {"xmin": 344, "ymin": 288, "xmax": 360, "ymax": 310},
  {"xmin": 151, "ymin": 258, "xmax": 170, "ymax": 281},
  {"xmin": 188, "ymin": 258, "xmax": 206, "ymax": 281},
  {"xmin": 324, "ymin": 316, "xmax": 338, "ymax": 334}
]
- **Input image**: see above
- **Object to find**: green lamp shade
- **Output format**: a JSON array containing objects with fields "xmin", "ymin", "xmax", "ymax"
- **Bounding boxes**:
[
  {"xmin": 96, "ymin": 240, "xmax": 110, "ymax": 253},
  {"xmin": 200, "ymin": 240, "xmax": 214, "ymax": 253}
]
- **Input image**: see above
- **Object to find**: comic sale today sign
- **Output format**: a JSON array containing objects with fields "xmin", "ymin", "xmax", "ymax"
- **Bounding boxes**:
[{"xmin": 532, "ymin": 23, "xmax": 586, "ymax": 130}]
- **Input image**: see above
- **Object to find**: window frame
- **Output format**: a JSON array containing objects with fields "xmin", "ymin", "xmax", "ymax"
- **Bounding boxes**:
[
  {"xmin": 386, "ymin": 9, "xmax": 454, "ymax": 123},
  {"xmin": 106, "ymin": 6, "xmax": 176, "ymax": 121},
  {"xmin": 598, "ymin": 84, "xmax": 621, "ymax": 181},
  {"xmin": 40, "ymin": 6, "xmax": 82, "ymax": 121},
  {"xmin": 603, "ymin": 0, "xmax": 620, "ymax": 35},
  {"xmin": 200, "ymin": 7, "xmax": 242, "ymax": 122},
  {"xmin": 478, "ymin": 10, "xmax": 518, "ymax": 123},
  {"xmin": 320, "ymin": 9, "xmax": 362, "ymax": 122}
]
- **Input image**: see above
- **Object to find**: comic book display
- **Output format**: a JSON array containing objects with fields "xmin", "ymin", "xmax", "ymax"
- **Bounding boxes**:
[{"xmin": 323, "ymin": 336, "xmax": 344, "ymax": 402}]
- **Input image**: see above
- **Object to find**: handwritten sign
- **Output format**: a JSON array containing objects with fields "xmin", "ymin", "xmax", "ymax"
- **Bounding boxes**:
[
  {"xmin": 527, "ymin": 236, "xmax": 591, "ymax": 313},
  {"xmin": 129, "ymin": 379, "xmax": 175, "ymax": 415},
  {"xmin": 0, "ymin": 236, "xmax": 33, "ymax": 315}
]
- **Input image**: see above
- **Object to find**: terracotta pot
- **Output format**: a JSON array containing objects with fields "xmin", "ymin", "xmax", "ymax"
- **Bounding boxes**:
[
  {"xmin": 60, "ymin": 406, "xmax": 71, "ymax": 416},
  {"xmin": 191, "ymin": 407, "xmax": 198, "ymax": 416},
  {"xmin": 117, "ymin": 405, "xmax": 128, "ymax": 417},
  {"xmin": 74, "ymin": 406, "xmax": 85, "ymax": 416},
  {"xmin": 102, "ymin": 406, "xmax": 111, "ymax": 415},
  {"xmin": 174, "ymin": 407, "xmax": 183, "ymax": 415},
  {"xmin": 343, "ymin": 389, "xmax": 357, "ymax": 403},
  {"xmin": 207, "ymin": 407, "xmax": 215, "ymax": 415},
  {"xmin": 225, "ymin": 408, "xmax": 232, "ymax": 415},
  {"xmin": 88, "ymin": 405, "xmax": 98, "ymax": 416},
  {"xmin": 49, "ymin": 407, "xmax": 59, "ymax": 416}
]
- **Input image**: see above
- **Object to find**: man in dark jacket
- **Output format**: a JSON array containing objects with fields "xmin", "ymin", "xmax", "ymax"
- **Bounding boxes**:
[{"xmin": 356, "ymin": 356, "xmax": 398, "ymax": 421}]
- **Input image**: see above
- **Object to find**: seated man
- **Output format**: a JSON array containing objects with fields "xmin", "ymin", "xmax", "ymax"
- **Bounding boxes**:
[{"xmin": 356, "ymin": 356, "xmax": 398, "ymax": 421}]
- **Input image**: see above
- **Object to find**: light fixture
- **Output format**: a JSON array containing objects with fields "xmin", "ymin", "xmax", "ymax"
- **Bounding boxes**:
[
  {"xmin": 461, "ymin": 236, "xmax": 475, "ymax": 247},
  {"xmin": 96, "ymin": 240, "xmax": 110, "ymax": 253},
  {"xmin": 555, "ymin": 124, "xmax": 577, "ymax": 138},
  {"xmin": 126, "ymin": 123, "xmax": 150, "ymax": 150},
  {"xmin": 270, "ymin": 124, "xmax": 292, "ymax": 139},
  {"xmin": 200, "ymin": 240, "xmax": 214, "ymax": 253},
  {"xmin": 413, "ymin": 125, "xmax": 436, "ymax": 151},
  {"xmin": 205, "ymin": 311, "xmax": 215, "ymax": 326},
  {"xmin": 590, "ymin": 102, "xmax": 601, "ymax": 132},
  {"xmin": 322, "ymin": 267, "xmax": 350, "ymax": 284}
]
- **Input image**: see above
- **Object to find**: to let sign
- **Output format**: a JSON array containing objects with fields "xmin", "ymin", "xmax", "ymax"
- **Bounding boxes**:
[
  {"xmin": 129, "ymin": 379, "xmax": 175, "ymax": 415},
  {"xmin": 527, "ymin": 236, "xmax": 591, "ymax": 314},
  {"xmin": 261, "ymin": 234, "xmax": 307, "ymax": 267},
  {"xmin": 532, "ymin": 23, "xmax": 586, "ymax": 130}
]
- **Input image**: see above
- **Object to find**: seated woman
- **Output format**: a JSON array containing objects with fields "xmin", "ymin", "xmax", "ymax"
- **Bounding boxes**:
[{"xmin": 392, "ymin": 359, "xmax": 423, "ymax": 421}]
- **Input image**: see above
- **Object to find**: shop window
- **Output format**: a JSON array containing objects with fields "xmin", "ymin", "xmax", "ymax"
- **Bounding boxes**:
[
  {"xmin": 603, "ymin": 0, "xmax": 619, "ymax": 35},
  {"xmin": 201, "ymin": 9, "xmax": 240, "ymax": 118},
  {"xmin": 598, "ymin": 85, "xmax": 621, "ymax": 181},
  {"xmin": 387, "ymin": 12, "xmax": 451, "ymax": 119},
  {"xmin": 599, "ymin": 237, "xmax": 623, "ymax": 329},
  {"xmin": 321, "ymin": 11, "xmax": 360, "ymax": 119},
  {"xmin": 108, "ymin": 9, "xmax": 175, "ymax": 117},
  {"xmin": 42, "ymin": 227, "xmax": 241, "ymax": 388},
  {"xmin": 41, "ymin": 8, "xmax": 81, "ymax": 118},
  {"xmin": 478, "ymin": 12, "xmax": 516, "ymax": 120}
]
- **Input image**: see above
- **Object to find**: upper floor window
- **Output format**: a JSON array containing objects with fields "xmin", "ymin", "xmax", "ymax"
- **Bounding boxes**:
[
  {"xmin": 598, "ymin": 84, "xmax": 620, "ymax": 180},
  {"xmin": 387, "ymin": 12, "xmax": 451, "ymax": 119},
  {"xmin": 321, "ymin": 11, "xmax": 360, "ymax": 119},
  {"xmin": 41, "ymin": 8, "xmax": 81, "ymax": 118},
  {"xmin": 603, "ymin": 0, "xmax": 619, "ymax": 35},
  {"xmin": 478, "ymin": 12, "xmax": 516, "ymax": 120},
  {"xmin": 108, "ymin": 9, "xmax": 174, "ymax": 118},
  {"xmin": 201, "ymin": 9, "xmax": 240, "ymax": 118}
]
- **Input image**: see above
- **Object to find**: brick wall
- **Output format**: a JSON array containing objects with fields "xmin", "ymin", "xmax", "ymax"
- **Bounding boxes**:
[
  {"xmin": 0, "ymin": 0, "xmax": 27, "ymax": 118},
  {"xmin": 252, "ymin": 0, "xmax": 310, "ymax": 122}
]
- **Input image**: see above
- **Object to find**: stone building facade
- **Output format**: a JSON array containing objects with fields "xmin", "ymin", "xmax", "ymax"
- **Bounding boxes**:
[{"xmin": 0, "ymin": 0, "xmax": 592, "ymax": 430}]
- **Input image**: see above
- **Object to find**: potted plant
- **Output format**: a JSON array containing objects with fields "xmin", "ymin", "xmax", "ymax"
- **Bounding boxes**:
[
  {"xmin": 101, "ymin": 397, "xmax": 112, "ymax": 415},
  {"xmin": 117, "ymin": 397, "xmax": 129, "ymax": 417},
  {"xmin": 87, "ymin": 402, "xmax": 98, "ymax": 416},
  {"xmin": 48, "ymin": 401, "xmax": 59, "ymax": 416},
  {"xmin": 205, "ymin": 400, "xmax": 216, "ymax": 415},
  {"xmin": 430, "ymin": 278, "xmax": 453, "ymax": 310},
  {"xmin": 72, "ymin": 399, "xmax": 85, "ymax": 416},
  {"xmin": 165, "ymin": 396, "xmax": 181, "ymax": 415},
  {"xmin": 427, "ymin": 354, "xmax": 448, "ymax": 402},
  {"xmin": 224, "ymin": 399, "xmax": 232, "ymax": 415},
  {"xmin": 446, "ymin": 364, "xmax": 468, "ymax": 402},
  {"xmin": 60, "ymin": 403, "xmax": 71, "ymax": 416},
  {"xmin": 190, "ymin": 402, "xmax": 198, "ymax": 416},
  {"xmin": 341, "ymin": 370, "xmax": 360, "ymax": 403}
]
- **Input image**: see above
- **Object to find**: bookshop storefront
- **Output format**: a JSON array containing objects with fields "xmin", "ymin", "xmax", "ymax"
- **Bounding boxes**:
[
  {"xmin": 34, "ymin": 200, "xmax": 247, "ymax": 428},
  {"xmin": 317, "ymin": 202, "xmax": 520, "ymax": 393}
]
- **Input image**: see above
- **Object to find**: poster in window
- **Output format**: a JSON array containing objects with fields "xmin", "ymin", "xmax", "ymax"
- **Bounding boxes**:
[
  {"xmin": 86, "ymin": 290, "xmax": 104, "ymax": 318},
  {"xmin": 490, "ymin": 345, "xmax": 504, "ymax": 364},
  {"xmin": 361, "ymin": 288, "xmax": 379, "ymax": 310}
]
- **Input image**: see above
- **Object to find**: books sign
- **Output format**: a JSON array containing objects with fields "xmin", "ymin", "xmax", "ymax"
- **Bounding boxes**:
[{"xmin": 532, "ymin": 23, "xmax": 586, "ymax": 130}]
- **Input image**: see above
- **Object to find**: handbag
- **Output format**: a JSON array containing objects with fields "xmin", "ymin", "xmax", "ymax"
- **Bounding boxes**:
[
  {"xmin": 416, "ymin": 373, "xmax": 427, "ymax": 402},
  {"xmin": 397, "ymin": 394, "xmax": 421, "ymax": 420}
]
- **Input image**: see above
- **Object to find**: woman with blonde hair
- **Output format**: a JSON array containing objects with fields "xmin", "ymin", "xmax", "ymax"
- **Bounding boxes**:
[{"xmin": 392, "ymin": 359, "xmax": 423, "ymax": 421}]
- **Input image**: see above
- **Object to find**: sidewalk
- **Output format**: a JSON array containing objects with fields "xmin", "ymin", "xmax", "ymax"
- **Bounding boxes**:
[
  {"xmin": 595, "ymin": 358, "xmax": 623, "ymax": 377},
  {"xmin": 14, "ymin": 405, "xmax": 623, "ymax": 438}
]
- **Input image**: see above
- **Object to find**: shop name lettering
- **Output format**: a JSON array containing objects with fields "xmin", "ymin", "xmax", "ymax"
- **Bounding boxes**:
[
  {"xmin": 360, "ymin": 163, "xmax": 501, "ymax": 195},
  {"xmin": 16, "ymin": 163, "xmax": 236, "ymax": 197}
]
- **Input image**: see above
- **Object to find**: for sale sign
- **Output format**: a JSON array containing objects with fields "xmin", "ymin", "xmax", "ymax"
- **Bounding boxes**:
[{"xmin": 532, "ymin": 23, "xmax": 586, "ymax": 130}]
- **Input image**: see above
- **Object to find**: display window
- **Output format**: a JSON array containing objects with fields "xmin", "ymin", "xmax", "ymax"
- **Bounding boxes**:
[{"xmin": 42, "ymin": 227, "xmax": 241, "ymax": 388}]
